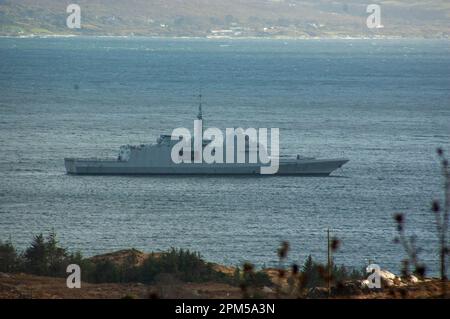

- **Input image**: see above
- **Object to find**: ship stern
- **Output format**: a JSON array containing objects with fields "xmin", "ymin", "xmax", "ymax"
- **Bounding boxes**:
[{"xmin": 64, "ymin": 158, "xmax": 77, "ymax": 174}]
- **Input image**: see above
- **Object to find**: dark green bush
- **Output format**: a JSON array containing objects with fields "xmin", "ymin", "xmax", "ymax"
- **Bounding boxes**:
[
  {"xmin": 0, "ymin": 240, "xmax": 23, "ymax": 272},
  {"xmin": 23, "ymin": 232, "xmax": 72, "ymax": 277},
  {"xmin": 301, "ymin": 255, "xmax": 321, "ymax": 288},
  {"xmin": 139, "ymin": 248, "xmax": 229, "ymax": 284},
  {"xmin": 243, "ymin": 270, "xmax": 272, "ymax": 288},
  {"xmin": 119, "ymin": 250, "xmax": 141, "ymax": 282},
  {"xmin": 89, "ymin": 260, "xmax": 120, "ymax": 283},
  {"xmin": 300, "ymin": 254, "xmax": 364, "ymax": 288}
]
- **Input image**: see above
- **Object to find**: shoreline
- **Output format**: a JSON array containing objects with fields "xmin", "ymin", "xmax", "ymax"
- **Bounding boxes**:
[{"xmin": 1, "ymin": 34, "xmax": 449, "ymax": 41}]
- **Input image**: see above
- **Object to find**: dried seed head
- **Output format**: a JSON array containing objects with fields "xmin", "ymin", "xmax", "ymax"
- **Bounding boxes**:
[
  {"xmin": 277, "ymin": 241, "xmax": 290, "ymax": 259},
  {"xmin": 432, "ymin": 200, "xmax": 440, "ymax": 213},
  {"xmin": 394, "ymin": 213, "xmax": 404, "ymax": 224},
  {"xmin": 243, "ymin": 262, "xmax": 254, "ymax": 273},
  {"xmin": 331, "ymin": 237, "xmax": 340, "ymax": 251},
  {"xmin": 292, "ymin": 263, "xmax": 299, "ymax": 275},
  {"xmin": 401, "ymin": 259, "xmax": 409, "ymax": 277},
  {"xmin": 415, "ymin": 265, "xmax": 426, "ymax": 278}
]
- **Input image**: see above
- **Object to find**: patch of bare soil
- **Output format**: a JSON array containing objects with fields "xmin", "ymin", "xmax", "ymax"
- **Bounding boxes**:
[
  {"xmin": 0, "ymin": 272, "xmax": 241, "ymax": 299},
  {"xmin": 87, "ymin": 249, "xmax": 155, "ymax": 267}
]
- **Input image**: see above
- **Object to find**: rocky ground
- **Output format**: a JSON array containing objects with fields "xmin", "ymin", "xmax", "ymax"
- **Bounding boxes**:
[{"xmin": 1, "ymin": 271, "xmax": 447, "ymax": 299}]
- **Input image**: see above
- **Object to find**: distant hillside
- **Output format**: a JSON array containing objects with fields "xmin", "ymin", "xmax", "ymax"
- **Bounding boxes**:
[{"xmin": 1, "ymin": 0, "xmax": 449, "ymax": 37}]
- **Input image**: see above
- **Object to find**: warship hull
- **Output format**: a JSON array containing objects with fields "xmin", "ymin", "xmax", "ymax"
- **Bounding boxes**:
[{"xmin": 64, "ymin": 158, "xmax": 348, "ymax": 176}]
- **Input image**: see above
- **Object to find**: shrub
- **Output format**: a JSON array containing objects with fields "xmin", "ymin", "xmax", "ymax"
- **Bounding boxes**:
[
  {"xmin": 23, "ymin": 232, "xmax": 71, "ymax": 276},
  {"xmin": 299, "ymin": 255, "xmax": 364, "ymax": 289},
  {"xmin": 301, "ymin": 255, "xmax": 321, "ymax": 288},
  {"xmin": 243, "ymin": 270, "xmax": 272, "ymax": 288},
  {"xmin": 90, "ymin": 260, "xmax": 120, "ymax": 283},
  {"xmin": 139, "ymin": 248, "xmax": 229, "ymax": 284},
  {"xmin": 23, "ymin": 234, "xmax": 48, "ymax": 275},
  {"xmin": 119, "ymin": 250, "xmax": 140, "ymax": 282},
  {"xmin": 0, "ymin": 240, "xmax": 22, "ymax": 272}
]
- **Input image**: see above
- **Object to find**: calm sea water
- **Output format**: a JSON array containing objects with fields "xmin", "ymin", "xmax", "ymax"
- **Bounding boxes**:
[{"xmin": 0, "ymin": 37, "xmax": 449, "ymax": 274}]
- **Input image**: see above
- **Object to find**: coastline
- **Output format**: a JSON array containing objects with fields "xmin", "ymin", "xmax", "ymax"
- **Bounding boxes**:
[{"xmin": 1, "ymin": 34, "xmax": 449, "ymax": 41}]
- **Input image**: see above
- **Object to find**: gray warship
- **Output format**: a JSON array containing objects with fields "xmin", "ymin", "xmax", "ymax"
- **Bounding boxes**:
[{"xmin": 65, "ymin": 102, "xmax": 348, "ymax": 176}]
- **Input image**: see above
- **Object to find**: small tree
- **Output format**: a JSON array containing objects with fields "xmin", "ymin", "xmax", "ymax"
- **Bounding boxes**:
[
  {"xmin": 23, "ymin": 232, "xmax": 70, "ymax": 276},
  {"xmin": 91, "ymin": 260, "xmax": 120, "ymax": 283},
  {"xmin": 24, "ymin": 234, "xmax": 48, "ymax": 275},
  {"xmin": 301, "ymin": 255, "xmax": 320, "ymax": 288},
  {"xmin": 46, "ymin": 232, "xmax": 68, "ymax": 276},
  {"xmin": 233, "ymin": 267, "xmax": 241, "ymax": 285}
]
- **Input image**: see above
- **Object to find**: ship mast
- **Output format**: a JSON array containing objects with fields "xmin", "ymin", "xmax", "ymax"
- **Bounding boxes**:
[
  {"xmin": 197, "ymin": 92, "xmax": 203, "ymax": 121},
  {"xmin": 193, "ymin": 91, "xmax": 204, "ymax": 158},
  {"xmin": 194, "ymin": 91, "xmax": 204, "ymax": 156},
  {"xmin": 196, "ymin": 91, "xmax": 204, "ymax": 140}
]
